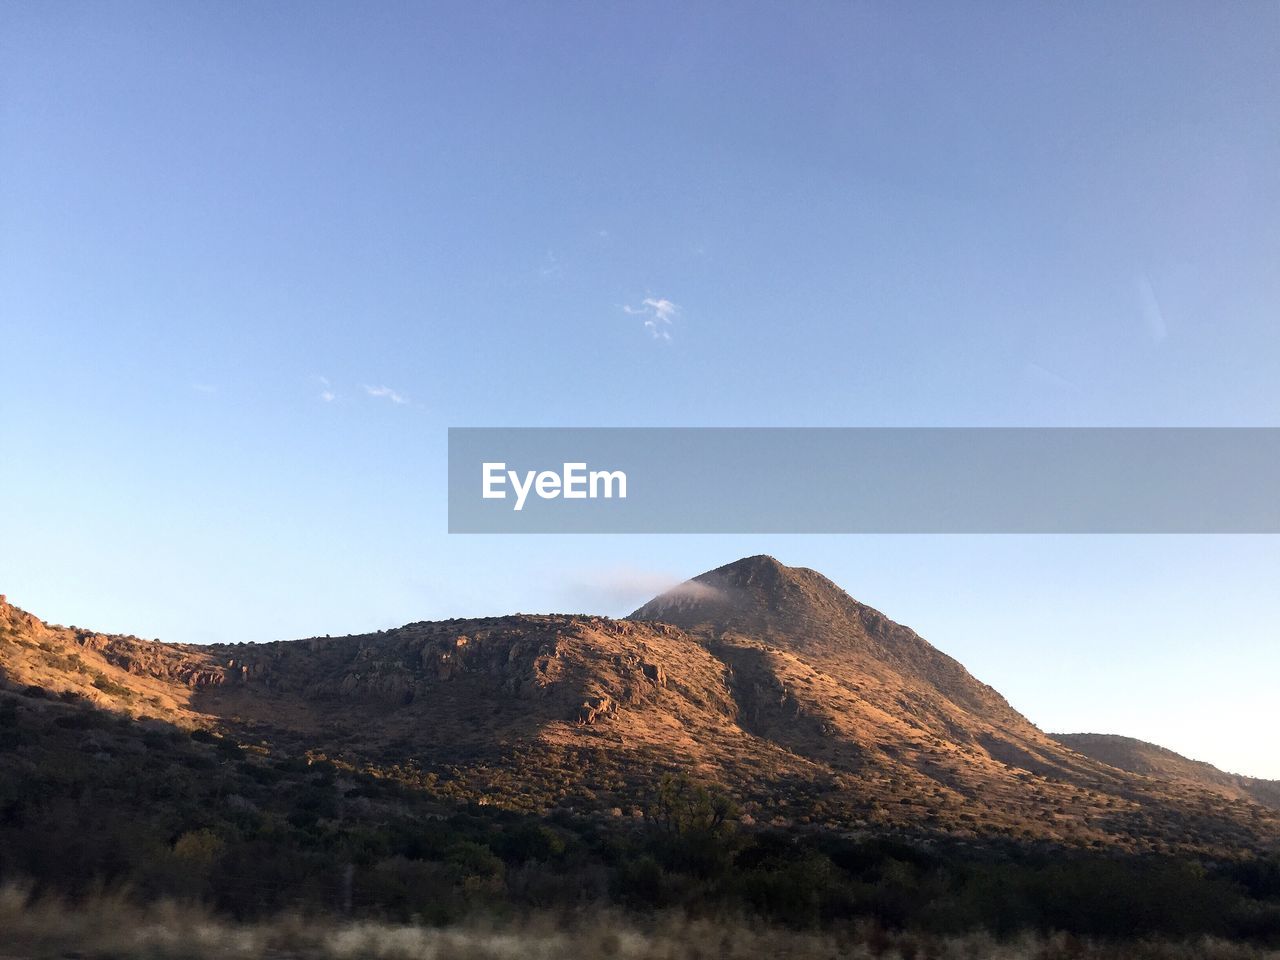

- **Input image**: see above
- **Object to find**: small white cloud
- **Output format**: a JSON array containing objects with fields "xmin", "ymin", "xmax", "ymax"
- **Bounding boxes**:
[
  {"xmin": 625, "ymin": 297, "xmax": 679, "ymax": 341},
  {"xmin": 192, "ymin": 383, "xmax": 217, "ymax": 394},
  {"xmin": 364, "ymin": 384, "xmax": 408, "ymax": 405},
  {"xmin": 316, "ymin": 375, "xmax": 336, "ymax": 402}
]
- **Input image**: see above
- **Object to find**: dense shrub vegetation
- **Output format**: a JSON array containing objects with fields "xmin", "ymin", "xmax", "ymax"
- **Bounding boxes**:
[{"xmin": 2, "ymin": 690, "xmax": 1280, "ymax": 947}]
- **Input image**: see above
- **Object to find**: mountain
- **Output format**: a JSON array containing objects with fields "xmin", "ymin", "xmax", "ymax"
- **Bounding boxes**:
[
  {"xmin": 1052, "ymin": 733, "xmax": 1280, "ymax": 810},
  {"xmin": 630, "ymin": 555, "xmax": 1050, "ymax": 750},
  {"xmin": 2, "ymin": 559, "xmax": 1277, "ymax": 856}
]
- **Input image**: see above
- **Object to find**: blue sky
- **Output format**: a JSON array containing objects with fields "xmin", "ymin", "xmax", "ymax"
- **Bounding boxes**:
[{"xmin": 2, "ymin": 2, "xmax": 1278, "ymax": 777}]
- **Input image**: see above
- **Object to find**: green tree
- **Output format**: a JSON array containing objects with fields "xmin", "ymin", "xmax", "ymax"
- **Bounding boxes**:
[{"xmin": 644, "ymin": 774, "xmax": 737, "ymax": 838}]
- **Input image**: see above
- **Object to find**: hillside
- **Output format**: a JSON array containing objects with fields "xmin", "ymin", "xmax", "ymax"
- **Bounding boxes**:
[
  {"xmin": 2, "ymin": 559, "xmax": 1278, "ymax": 857},
  {"xmin": 630, "ymin": 556, "xmax": 1090, "ymax": 774},
  {"xmin": 1053, "ymin": 733, "xmax": 1280, "ymax": 810}
]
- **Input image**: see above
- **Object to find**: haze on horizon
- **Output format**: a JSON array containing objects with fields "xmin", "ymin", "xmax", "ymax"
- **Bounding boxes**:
[{"xmin": 1, "ymin": 3, "xmax": 1278, "ymax": 779}]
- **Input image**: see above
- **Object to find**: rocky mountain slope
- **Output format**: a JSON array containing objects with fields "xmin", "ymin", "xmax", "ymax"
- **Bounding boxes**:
[
  {"xmin": 2, "ymin": 558, "xmax": 1277, "ymax": 855},
  {"xmin": 631, "ymin": 556, "xmax": 1085, "ymax": 774}
]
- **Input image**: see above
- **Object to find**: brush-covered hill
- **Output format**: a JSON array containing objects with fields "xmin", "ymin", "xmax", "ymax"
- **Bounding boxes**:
[
  {"xmin": 630, "ymin": 555, "xmax": 1081, "ymax": 772},
  {"xmin": 1052, "ymin": 733, "xmax": 1280, "ymax": 810},
  {"xmin": 2, "ymin": 559, "xmax": 1278, "ymax": 856}
]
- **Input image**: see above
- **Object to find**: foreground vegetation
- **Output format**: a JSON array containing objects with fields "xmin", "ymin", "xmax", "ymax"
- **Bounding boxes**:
[
  {"xmin": 3, "ymin": 886, "xmax": 1280, "ymax": 960},
  {"xmin": 4, "ymin": 689, "xmax": 1280, "ymax": 955}
]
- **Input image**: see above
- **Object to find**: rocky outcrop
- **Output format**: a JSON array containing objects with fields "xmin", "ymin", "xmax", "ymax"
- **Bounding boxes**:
[
  {"xmin": 76, "ymin": 631, "xmax": 228, "ymax": 689},
  {"xmin": 576, "ymin": 695, "xmax": 615, "ymax": 725}
]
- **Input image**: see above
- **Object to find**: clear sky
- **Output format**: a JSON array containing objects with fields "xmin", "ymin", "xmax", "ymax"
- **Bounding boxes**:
[{"xmin": 2, "ymin": 3, "xmax": 1277, "ymax": 777}]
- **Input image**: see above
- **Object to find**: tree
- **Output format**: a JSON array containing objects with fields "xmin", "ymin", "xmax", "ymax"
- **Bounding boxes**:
[
  {"xmin": 644, "ymin": 774, "xmax": 740, "ymax": 879},
  {"xmin": 644, "ymin": 774, "xmax": 738, "ymax": 837}
]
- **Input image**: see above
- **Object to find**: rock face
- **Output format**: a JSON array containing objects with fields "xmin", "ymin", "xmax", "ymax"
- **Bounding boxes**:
[
  {"xmin": 2, "ymin": 557, "xmax": 1278, "ymax": 853},
  {"xmin": 0, "ymin": 596, "xmax": 227, "ymax": 710},
  {"xmin": 192, "ymin": 615, "xmax": 686, "ymax": 722}
]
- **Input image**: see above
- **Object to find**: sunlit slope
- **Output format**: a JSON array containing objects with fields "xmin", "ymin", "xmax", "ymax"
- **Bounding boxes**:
[{"xmin": 3, "ymin": 560, "xmax": 1277, "ymax": 855}]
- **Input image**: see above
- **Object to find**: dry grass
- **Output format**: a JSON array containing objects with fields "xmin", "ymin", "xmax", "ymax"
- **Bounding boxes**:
[{"xmin": 1, "ymin": 885, "xmax": 1277, "ymax": 960}]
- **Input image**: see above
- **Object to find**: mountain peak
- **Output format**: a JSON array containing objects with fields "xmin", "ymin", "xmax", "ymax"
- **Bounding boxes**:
[
  {"xmin": 628, "ymin": 555, "xmax": 851, "ymax": 638},
  {"xmin": 705, "ymin": 554, "xmax": 793, "ymax": 584},
  {"xmin": 629, "ymin": 555, "xmax": 1026, "ymax": 726},
  {"xmin": 720, "ymin": 553, "xmax": 786, "ymax": 570}
]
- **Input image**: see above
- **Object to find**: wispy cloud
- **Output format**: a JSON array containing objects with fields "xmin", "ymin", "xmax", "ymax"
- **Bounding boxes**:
[
  {"xmin": 1024, "ymin": 361, "xmax": 1076, "ymax": 390},
  {"xmin": 316, "ymin": 375, "xmax": 336, "ymax": 402},
  {"xmin": 557, "ymin": 566, "xmax": 719, "ymax": 615},
  {"xmin": 624, "ymin": 297, "xmax": 679, "ymax": 341},
  {"xmin": 1137, "ymin": 275, "xmax": 1168, "ymax": 343},
  {"xmin": 364, "ymin": 384, "xmax": 408, "ymax": 405},
  {"xmin": 538, "ymin": 250, "xmax": 561, "ymax": 279},
  {"xmin": 192, "ymin": 383, "xmax": 217, "ymax": 394}
]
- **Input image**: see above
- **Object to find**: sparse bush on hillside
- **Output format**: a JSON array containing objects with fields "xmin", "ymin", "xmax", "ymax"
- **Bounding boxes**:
[{"xmin": 90, "ymin": 674, "xmax": 135, "ymax": 699}]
